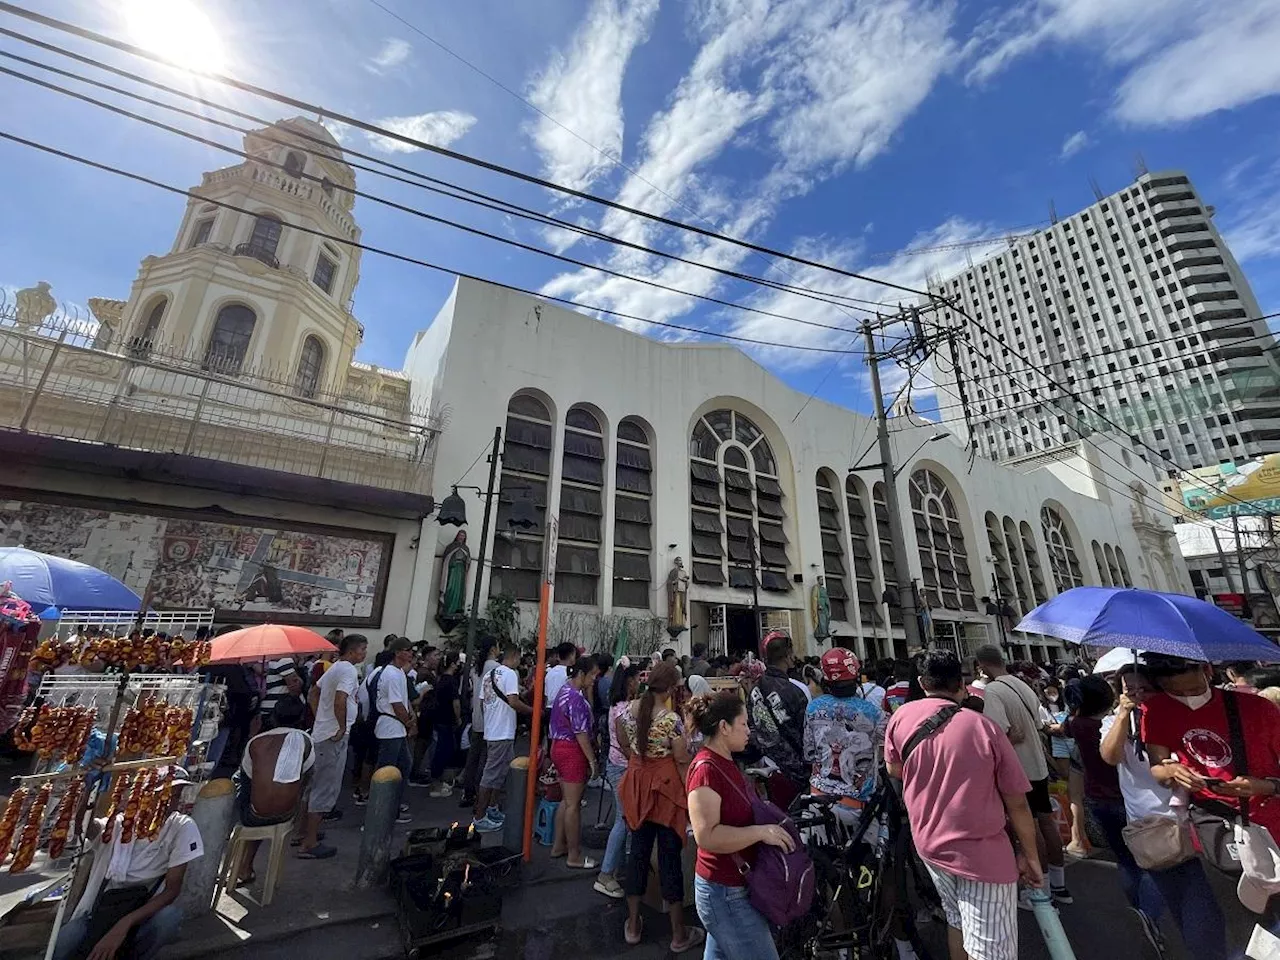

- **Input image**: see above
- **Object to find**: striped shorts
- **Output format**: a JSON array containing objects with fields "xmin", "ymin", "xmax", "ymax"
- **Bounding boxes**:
[{"xmin": 922, "ymin": 862, "xmax": 1018, "ymax": 960}]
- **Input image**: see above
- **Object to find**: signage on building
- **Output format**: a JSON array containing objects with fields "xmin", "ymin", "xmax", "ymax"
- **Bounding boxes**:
[
  {"xmin": 1182, "ymin": 455, "xmax": 1280, "ymax": 519},
  {"xmin": 1212, "ymin": 592, "xmax": 1247, "ymax": 616}
]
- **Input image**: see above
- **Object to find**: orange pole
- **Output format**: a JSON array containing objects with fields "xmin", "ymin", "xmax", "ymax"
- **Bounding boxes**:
[{"xmin": 522, "ymin": 579, "xmax": 552, "ymax": 862}]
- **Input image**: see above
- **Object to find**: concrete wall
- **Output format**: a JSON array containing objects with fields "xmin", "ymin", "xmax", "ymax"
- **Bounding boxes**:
[
  {"xmin": 407, "ymin": 278, "xmax": 1191, "ymax": 655},
  {"xmin": 1, "ymin": 463, "xmax": 422, "ymax": 639}
]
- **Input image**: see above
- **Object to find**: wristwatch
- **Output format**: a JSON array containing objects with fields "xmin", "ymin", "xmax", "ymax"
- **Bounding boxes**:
[{"xmin": 1265, "ymin": 777, "xmax": 1280, "ymax": 796}]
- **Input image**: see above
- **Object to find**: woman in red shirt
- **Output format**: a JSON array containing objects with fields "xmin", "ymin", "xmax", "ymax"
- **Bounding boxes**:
[{"xmin": 686, "ymin": 692, "xmax": 796, "ymax": 960}]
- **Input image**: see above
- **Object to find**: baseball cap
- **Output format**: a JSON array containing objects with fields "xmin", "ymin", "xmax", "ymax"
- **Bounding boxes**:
[
  {"xmin": 1237, "ymin": 822, "xmax": 1280, "ymax": 913},
  {"xmin": 820, "ymin": 647, "xmax": 861, "ymax": 684},
  {"xmin": 153, "ymin": 765, "xmax": 196, "ymax": 790}
]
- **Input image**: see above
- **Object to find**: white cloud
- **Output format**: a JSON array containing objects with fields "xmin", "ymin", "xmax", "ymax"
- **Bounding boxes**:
[
  {"xmin": 1059, "ymin": 130, "xmax": 1088, "ymax": 159},
  {"xmin": 1222, "ymin": 159, "xmax": 1280, "ymax": 263},
  {"xmin": 366, "ymin": 111, "xmax": 477, "ymax": 153},
  {"xmin": 367, "ymin": 38, "xmax": 412, "ymax": 74},
  {"xmin": 527, "ymin": 0, "xmax": 660, "ymax": 193},
  {"xmin": 536, "ymin": 0, "xmax": 957, "ymax": 346},
  {"xmin": 319, "ymin": 118, "xmax": 351, "ymax": 144},
  {"xmin": 964, "ymin": 0, "xmax": 1280, "ymax": 126}
]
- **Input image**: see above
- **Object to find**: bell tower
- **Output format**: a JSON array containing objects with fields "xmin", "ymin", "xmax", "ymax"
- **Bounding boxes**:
[{"xmin": 117, "ymin": 117, "xmax": 365, "ymax": 397}]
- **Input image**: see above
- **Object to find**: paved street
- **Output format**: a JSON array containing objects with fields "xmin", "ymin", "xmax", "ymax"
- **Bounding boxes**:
[{"xmin": 136, "ymin": 775, "xmax": 1268, "ymax": 960}]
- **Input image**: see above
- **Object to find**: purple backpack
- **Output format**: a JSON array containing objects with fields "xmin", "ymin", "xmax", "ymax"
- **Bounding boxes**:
[{"xmin": 692, "ymin": 758, "xmax": 815, "ymax": 927}]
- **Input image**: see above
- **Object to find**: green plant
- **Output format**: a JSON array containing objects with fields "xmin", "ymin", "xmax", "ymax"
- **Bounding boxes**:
[{"xmin": 485, "ymin": 592, "xmax": 520, "ymax": 645}]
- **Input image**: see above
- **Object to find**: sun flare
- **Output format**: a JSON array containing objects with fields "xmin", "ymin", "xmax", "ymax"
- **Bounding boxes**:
[{"xmin": 122, "ymin": 0, "xmax": 227, "ymax": 74}]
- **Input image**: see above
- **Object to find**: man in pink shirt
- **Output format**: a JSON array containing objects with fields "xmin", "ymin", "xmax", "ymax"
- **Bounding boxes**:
[{"xmin": 885, "ymin": 650, "xmax": 1042, "ymax": 960}]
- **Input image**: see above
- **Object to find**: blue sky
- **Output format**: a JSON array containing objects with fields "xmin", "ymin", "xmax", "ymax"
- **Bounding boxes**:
[{"xmin": 2, "ymin": 0, "xmax": 1280, "ymax": 419}]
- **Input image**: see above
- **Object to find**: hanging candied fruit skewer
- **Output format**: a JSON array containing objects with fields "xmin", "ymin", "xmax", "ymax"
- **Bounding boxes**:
[
  {"xmin": 0, "ymin": 787, "xmax": 28, "ymax": 862},
  {"xmin": 8, "ymin": 782, "xmax": 52, "ymax": 873},
  {"xmin": 101, "ymin": 771, "xmax": 132, "ymax": 843},
  {"xmin": 47, "ymin": 780, "xmax": 82, "ymax": 859}
]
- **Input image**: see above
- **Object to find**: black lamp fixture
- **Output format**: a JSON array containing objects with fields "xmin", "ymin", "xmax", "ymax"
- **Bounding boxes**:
[{"xmin": 437, "ymin": 487, "xmax": 469, "ymax": 527}]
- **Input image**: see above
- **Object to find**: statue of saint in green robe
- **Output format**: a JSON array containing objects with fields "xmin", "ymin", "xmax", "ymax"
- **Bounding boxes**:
[{"xmin": 439, "ymin": 530, "xmax": 471, "ymax": 619}]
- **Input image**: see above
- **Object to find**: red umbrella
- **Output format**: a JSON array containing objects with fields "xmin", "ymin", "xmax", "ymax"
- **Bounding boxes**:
[{"xmin": 208, "ymin": 623, "xmax": 336, "ymax": 663}]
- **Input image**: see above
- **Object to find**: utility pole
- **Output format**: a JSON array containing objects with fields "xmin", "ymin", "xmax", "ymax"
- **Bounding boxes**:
[
  {"xmin": 463, "ymin": 426, "xmax": 502, "ymax": 664},
  {"xmin": 1232, "ymin": 513, "xmax": 1253, "ymax": 621},
  {"xmin": 749, "ymin": 523, "xmax": 762, "ymax": 652},
  {"xmin": 862, "ymin": 319, "xmax": 922, "ymax": 655},
  {"xmin": 1211, "ymin": 523, "xmax": 1237, "ymax": 592}
]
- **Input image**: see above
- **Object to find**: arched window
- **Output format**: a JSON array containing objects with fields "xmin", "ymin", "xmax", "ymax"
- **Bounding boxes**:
[
  {"xmin": 1019, "ymin": 521, "xmax": 1049, "ymax": 603},
  {"xmin": 556, "ymin": 405, "xmax": 605, "ymax": 605},
  {"xmin": 909, "ymin": 469, "xmax": 976, "ymax": 611},
  {"xmin": 295, "ymin": 335, "xmax": 325, "ymax": 398},
  {"xmin": 1104, "ymin": 544, "xmax": 1124, "ymax": 588},
  {"xmin": 1003, "ymin": 516, "xmax": 1032, "ymax": 614},
  {"xmin": 873, "ymin": 483, "xmax": 903, "ymax": 625},
  {"xmin": 1115, "ymin": 547, "xmax": 1133, "ymax": 587},
  {"xmin": 845, "ymin": 476, "xmax": 881, "ymax": 628},
  {"xmin": 613, "ymin": 417, "xmax": 653, "ymax": 610},
  {"xmin": 492, "ymin": 393, "xmax": 552, "ymax": 602},
  {"xmin": 987, "ymin": 513, "xmax": 1015, "ymax": 610},
  {"xmin": 815, "ymin": 470, "xmax": 849, "ymax": 623},
  {"xmin": 1041, "ymin": 505, "xmax": 1084, "ymax": 592},
  {"xmin": 283, "ymin": 151, "xmax": 305, "ymax": 178},
  {"xmin": 128, "ymin": 299, "xmax": 166, "ymax": 359},
  {"xmin": 1092, "ymin": 541, "xmax": 1111, "ymax": 586},
  {"xmin": 203, "ymin": 304, "xmax": 256, "ymax": 374},
  {"xmin": 688, "ymin": 409, "xmax": 788, "ymax": 594},
  {"xmin": 243, "ymin": 214, "xmax": 283, "ymax": 264}
]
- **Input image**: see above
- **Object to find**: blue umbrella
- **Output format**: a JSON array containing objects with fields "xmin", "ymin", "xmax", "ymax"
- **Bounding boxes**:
[
  {"xmin": 0, "ymin": 547, "xmax": 142, "ymax": 612},
  {"xmin": 1015, "ymin": 586, "xmax": 1280, "ymax": 663}
]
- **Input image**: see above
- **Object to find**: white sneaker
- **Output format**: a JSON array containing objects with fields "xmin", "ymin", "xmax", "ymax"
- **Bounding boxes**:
[{"xmin": 429, "ymin": 784, "xmax": 453, "ymax": 798}]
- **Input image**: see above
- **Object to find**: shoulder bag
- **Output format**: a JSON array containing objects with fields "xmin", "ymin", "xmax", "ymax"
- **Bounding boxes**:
[
  {"xmin": 1188, "ymin": 690, "xmax": 1250, "ymax": 876},
  {"xmin": 899, "ymin": 703, "xmax": 961, "ymax": 764},
  {"xmin": 688, "ymin": 756, "xmax": 815, "ymax": 927}
]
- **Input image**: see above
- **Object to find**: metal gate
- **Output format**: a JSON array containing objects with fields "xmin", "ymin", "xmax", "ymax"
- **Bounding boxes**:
[{"xmin": 708, "ymin": 604, "xmax": 727, "ymax": 658}]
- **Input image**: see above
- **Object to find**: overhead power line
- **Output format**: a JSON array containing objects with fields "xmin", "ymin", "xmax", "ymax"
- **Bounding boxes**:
[
  {"xmin": 926, "ymin": 373, "xmax": 1216, "ymax": 532},
  {"xmin": 0, "ymin": 31, "xmax": 904, "ymax": 313},
  {"xmin": 0, "ymin": 128, "xmax": 875, "ymax": 357},
  {"xmin": 0, "ymin": 60, "xmax": 895, "ymax": 341},
  {"xmin": 0, "ymin": 1, "xmax": 940, "ymax": 302}
]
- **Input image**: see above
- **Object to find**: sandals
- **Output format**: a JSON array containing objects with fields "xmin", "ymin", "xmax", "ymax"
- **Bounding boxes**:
[
  {"xmin": 296, "ymin": 843, "xmax": 337, "ymax": 860},
  {"xmin": 624, "ymin": 917, "xmax": 643, "ymax": 946},
  {"xmin": 671, "ymin": 928, "xmax": 706, "ymax": 954},
  {"xmin": 565, "ymin": 857, "xmax": 597, "ymax": 870}
]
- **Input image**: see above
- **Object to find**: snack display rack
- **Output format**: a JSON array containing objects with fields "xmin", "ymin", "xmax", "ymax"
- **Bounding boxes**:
[{"xmin": 3, "ymin": 671, "xmax": 224, "ymax": 874}]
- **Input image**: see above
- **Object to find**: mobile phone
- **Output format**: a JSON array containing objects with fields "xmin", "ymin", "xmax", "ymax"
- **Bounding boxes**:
[{"xmin": 1202, "ymin": 777, "xmax": 1225, "ymax": 787}]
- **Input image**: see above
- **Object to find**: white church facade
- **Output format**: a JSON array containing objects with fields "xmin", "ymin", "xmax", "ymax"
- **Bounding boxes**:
[
  {"xmin": 0, "ymin": 117, "xmax": 1190, "ymax": 659},
  {"xmin": 410, "ymin": 279, "xmax": 1190, "ymax": 663}
]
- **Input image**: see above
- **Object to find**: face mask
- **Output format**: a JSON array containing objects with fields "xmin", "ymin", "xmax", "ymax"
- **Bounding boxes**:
[
  {"xmin": 1046, "ymin": 695, "xmax": 1059, "ymax": 704},
  {"xmin": 1171, "ymin": 686, "xmax": 1213, "ymax": 710}
]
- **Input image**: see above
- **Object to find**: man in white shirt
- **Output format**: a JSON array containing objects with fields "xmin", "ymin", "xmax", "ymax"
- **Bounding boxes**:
[
  {"xmin": 474, "ymin": 642, "xmax": 532, "ymax": 832},
  {"xmin": 544, "ymin": 642, "xmax": 577, "ymax": 703},
  {"xmin": 459, "ymin": 640, "xmax": 499, "ymax": 809},
  {"xmin": 372, "ymin": 637, "xmax": 416, "ymax": 823},
  {"xmin": 55, "ymin": 767, "xmax": 203, "ymax": 960},
  {"xmin": 973, "ymin": 644, "xmax": 1070, "ymax": 904},
  {"xmin": 300, "ymin": 633, "xmax": 368, "ymax": 857}
]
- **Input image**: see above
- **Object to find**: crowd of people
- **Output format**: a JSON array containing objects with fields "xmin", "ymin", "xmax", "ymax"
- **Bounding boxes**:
[{"xmin": 48, "ymin": 616, "xmax": 1280, "ymax": 960}]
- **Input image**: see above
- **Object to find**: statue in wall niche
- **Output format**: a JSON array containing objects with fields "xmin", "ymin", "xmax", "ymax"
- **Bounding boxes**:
[
  {"xmin": 438, "ymin": 530, "xmax": 471, "ymax": 622},
  {"xmin": 811, "ymin": 576, "xmax": 831, "ymax": 642},
  {"xmin": 666, "ymin": 557, "xmax": 690, "ymax": 638}
]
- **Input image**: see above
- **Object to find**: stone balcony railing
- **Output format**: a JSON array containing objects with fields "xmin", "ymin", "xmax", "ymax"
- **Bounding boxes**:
[{"xmin": 0, "ymin": 308, "xmax": 438, "ymax": 496}]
